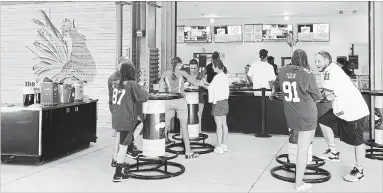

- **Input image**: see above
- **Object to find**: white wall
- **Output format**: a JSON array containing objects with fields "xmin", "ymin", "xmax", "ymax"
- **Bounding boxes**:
[{"xmin": 177, "ymin": 15, "xmax": 369, "ymax": 75}]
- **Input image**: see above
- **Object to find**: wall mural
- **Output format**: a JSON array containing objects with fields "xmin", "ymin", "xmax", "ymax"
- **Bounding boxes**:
[{"xmin": 27, "ymin": 10, "xmax": 97, "ymax": 83}]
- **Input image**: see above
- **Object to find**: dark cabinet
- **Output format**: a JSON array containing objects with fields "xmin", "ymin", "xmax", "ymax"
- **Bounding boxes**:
[{"xmin": 1, "ymin": 100, "xmax": 98, "ymax": 164}]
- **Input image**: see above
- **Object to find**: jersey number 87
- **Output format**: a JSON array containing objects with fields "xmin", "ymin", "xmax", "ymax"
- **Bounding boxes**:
[
  {"xmin": 112, "ymin": 88, "xmax": 126, "ymax": 105},
  {"xmin": 282, "ymin": 81, "xmax": 300, "ymax": 102}
]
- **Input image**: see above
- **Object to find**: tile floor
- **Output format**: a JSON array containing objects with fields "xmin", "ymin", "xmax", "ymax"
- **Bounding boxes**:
[{"xmin": 1, "ymin": 127, "xmax": 382, "ymax": 192}]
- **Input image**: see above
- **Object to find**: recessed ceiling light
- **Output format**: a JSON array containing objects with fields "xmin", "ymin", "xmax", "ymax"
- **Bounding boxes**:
[
  {"xmin": 284, "ymin": 16, "xmax": 290, "ymax": 20},
  {"xmin": 283, "ymin": 12, "xmax": 289, "ymax": 15},
  {"xmin": 324, "ymin": 4, "xmax": 329, "ymax": 7},
  {"xmin": 210, "ymin": 18, "xmax": 215, "ymax": 23}
]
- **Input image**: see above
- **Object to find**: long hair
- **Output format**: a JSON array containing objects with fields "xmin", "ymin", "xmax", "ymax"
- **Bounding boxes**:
[
  {"xmin": 212, "ymin": 58, "xmax": 225, "ymax": 70},
  {"xmin": 212, "ymin": 51, "xmax": 220, "ymax": 60},
  {"xmin": 119, "ymin": 60, "xmax": 136, "ymax": 89},
  {"xmin": 171, "ymin": 57, "xmax": 182, "ymax": 81},
  {"xmin": 291, "ymin": 49, "xmax": 311, "ymax": 70}
]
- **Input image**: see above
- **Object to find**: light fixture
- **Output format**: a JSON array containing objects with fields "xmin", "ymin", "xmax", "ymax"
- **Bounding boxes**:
[
  {"xmin": 210, "ymin": 18, "xmax": 215, "ymax": 23},
  {"xmin": 284, "ymin": 16, "xmax": 289, "ymax": 21}
]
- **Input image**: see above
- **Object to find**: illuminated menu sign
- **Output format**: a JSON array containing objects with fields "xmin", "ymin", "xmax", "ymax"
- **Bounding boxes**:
[{"xmin": 244, "ymin": 24, "xmax": 263, "ymax": 42}]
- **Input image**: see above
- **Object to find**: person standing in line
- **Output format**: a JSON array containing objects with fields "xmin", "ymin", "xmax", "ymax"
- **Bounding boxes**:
[
  {"xmin": 159, "ymin": 57, "xmax": 209, "ymax": 159},
  {"xmin": 202, "ymin": 58, "xmax": 230, "ymax": 154},
  {"xmin": 247, "ymin": 49, "xmax": 276, "ymax": 96},
  {"xmin": 267, "ymin": 56, "xmax": 279, "ymax": 75},
  {"xmin": 272, "ymin": 49, "xmax": 322, "ymax": 191},
  {"xmin": 110, "ymin": 61, "xmax": 149, "ymax": 182},
  {"xmin": 315, "ymin": 51, "xmax": 369, "ymax": 182}
]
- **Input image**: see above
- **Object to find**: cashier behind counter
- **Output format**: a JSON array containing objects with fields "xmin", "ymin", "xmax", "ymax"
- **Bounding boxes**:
[{"xmin": 246, "ymin": 49, "xmax": 276, "ymax": 96}]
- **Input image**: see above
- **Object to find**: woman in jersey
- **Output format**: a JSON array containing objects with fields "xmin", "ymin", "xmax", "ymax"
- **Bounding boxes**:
[
  {"xmin": 159, "ymin": 57, "xmax": 208, "ymax": 159},
  {"xmin": 111, "ymin": 61, "xmax": 149, "ymax": 182},
  {"xmin": 272, "ymin": 49, "xmax": 322, "ymax": 191}
]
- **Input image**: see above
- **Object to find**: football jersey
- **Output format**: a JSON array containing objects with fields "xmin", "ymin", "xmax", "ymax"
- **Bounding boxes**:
[
  {"xmin": 108, "ymin": 71, "xmax": 120, "ymax": 112},
  {"xmin": 111, "ymin": 80, "xmax": 149, "ymax": 131},
  {"xmin": 321, "ymin": 63, "xmax": 369, "ymax": 121},
  {"xmin": 277, "ymin": 65, "xmax": 322, "ymax": 129}
]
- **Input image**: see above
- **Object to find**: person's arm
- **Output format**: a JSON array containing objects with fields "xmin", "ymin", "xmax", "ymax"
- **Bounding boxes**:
[
  {"xmin": 107, "ymin": 76, "xmax": 114, "ymax": 113},
  {"xmin": 268, "ymin": 66, "xmax": 276, "ymax": 90},
  {"xmin": 180, "ymin": 70, "xmax": 208, "ymax": 87},
  {"xmin": 131, "ymin": 82, "xmax": 149, "ymax": 103},
  {"xmin": 307, "ymin": 73, "xmax": 322, "ymax": 102},
  {"xmin": 247, "ymin": 66, "xmax": 253, "ymax": 84},
  {"xmin": 158, "ymin": 73, "xmax": 167, "ymax": 93}
]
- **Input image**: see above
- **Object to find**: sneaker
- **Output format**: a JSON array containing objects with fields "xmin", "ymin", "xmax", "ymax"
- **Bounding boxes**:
[
  {"xmin": 221, "ymin": 144, "xmax": 228, "ymax": 152},
  {"xmin": 318, "ymin": 149, "xmax": 340, "ymax": 162},
  {"xmin": 113, "ymin": 168, "xmax": 130, "ymax": 182},
  {"xmin": 214, "ymin": 146, "xmax": 224, "ymax": 154},
  {"xmin": 127, "ymin": 144, "xmax": 139, "ymax": 152},
  {"xmin": 296, "ymin": 182, "xmax": 312, "ymax": 191},
  {"xmin": 343, "ymin": 167, "xmax": 364, "ymax": 182},
  {"xmin": 126, "ymin": 149, "xmax": 140, "ymax": 159}
]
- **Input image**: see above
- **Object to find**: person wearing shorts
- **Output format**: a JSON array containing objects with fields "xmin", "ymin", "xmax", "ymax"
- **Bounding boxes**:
[
  {"xmin": 159, "ymin": 57, "xmax": 209, "ymax": 159},
  {"xmin": 272, "ymin": 49, "xmax": 322, "ymax": 191},
  {"xmin": 110, "ymin": 61, "xmax": 149, "ymax": 182},
  {"xmin": 315, "ymin": 51, "xmax": 370, "ymax": 182},
  {"xmin": 204, "ymin": 58, "xmax": 230, "ymax": 154}
]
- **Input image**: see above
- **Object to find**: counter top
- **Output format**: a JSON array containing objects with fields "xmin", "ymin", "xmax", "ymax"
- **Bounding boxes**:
[
  {"xmin": 1, "ymin": 99, "xmax": 98, "ymax": 111},
  {"xmin": 361, "ymin": 90, "xmax": 383, "ymax": 96}
]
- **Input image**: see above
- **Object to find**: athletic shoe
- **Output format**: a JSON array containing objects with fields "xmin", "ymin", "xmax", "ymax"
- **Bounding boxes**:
[
  {"xmin": 126, "ymin": 149, "xmax": 140, "ymax": 159},
  {"xmin": 318, "ymin": 149, "xmax": 340, "ymax": 162},
  {"xmin": 296, "ymin": 182, "xmax": 312, "ymax": 191},
  {"xmin": 343, "ymin": 167, "xmax": 364, "ymax": 182},
  {"xmin": 113, "ymin": 166, "xmax": 130, "ymax": 182},
  {"xmin": 214, "ymin": 146, "xmax": 224, "ymax": 154},
  {"xmin": 221, "ymin": 144, "xmax": 228, "ymax": 152}
]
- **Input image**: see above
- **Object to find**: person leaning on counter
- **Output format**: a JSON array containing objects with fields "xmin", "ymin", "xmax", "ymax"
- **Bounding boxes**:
[{"xmin": 246, "ymin": 49, "xmax": 276, "ymax": 96}]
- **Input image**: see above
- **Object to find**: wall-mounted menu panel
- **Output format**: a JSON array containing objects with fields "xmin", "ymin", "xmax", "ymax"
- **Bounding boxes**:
[
  {"xmin": 213, "ymin": 25, "xmax": 243, "ymax": 43},
  {"xmin": 297, "ymin": 24, "xmax": 330, "ymax": 42},
  {"xmin": 244, "ymin": 24, "xmax": 263, "ymax": 42}
]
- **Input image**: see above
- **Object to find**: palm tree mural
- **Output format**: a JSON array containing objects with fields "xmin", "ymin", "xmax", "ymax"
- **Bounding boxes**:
[{"xmin": 27, "ymin": 10, "xmax": 96, "ymax": 83}]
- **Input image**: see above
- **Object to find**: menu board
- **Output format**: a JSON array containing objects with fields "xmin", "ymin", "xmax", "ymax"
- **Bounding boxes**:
[
  {"xmin": 177, "ymin": 26, "xmax": 185, "ymax": 43},
  {"xmin": 244, "ymin": 24, "xmax": 263, "ymax": 42},
  {"xmin": 262, "ymin": 24, "xmax": 293, "ymax": 42},
  {"xmin": 184, "ymin": 26, "xmax": 212, "ymax": 43},
  {"xmin": 297, "ymin": 24, "xmax": 330, "ymax": 42},
  {"xmin": 213, "ymin": 25, "xmax": 243, "ymax": 43}
]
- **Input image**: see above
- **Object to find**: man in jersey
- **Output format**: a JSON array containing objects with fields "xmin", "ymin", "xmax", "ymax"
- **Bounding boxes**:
[
  {"xmin": 111, "ymin": 61, "xmax": 149, "ymax": 182},
  {"xmin": 108, "ymin": 57, "xmax": 142, "ymax": 167},
  {"xmin": 186, "ymin": 59, "xmax": 205, "ymax": 132},
  {"xmin": 272, "ymin": 49, "xmax": 322, "ymax": 191},
  {"xmin": 315, "ymin": 51, "xmax": 369, "ymax": 182},
  {"xmin": 159, "ymin": 57, "xmax": 209, "ymax": 159}
]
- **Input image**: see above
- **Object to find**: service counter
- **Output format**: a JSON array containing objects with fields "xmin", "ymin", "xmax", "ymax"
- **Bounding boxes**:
[
  {"xmin": 201, "ymin": 89, "xmax": 334, "ymax": 136},
  {"xmin": 1, "ymin": 100, "xmax": 98, "ymax": 164}
]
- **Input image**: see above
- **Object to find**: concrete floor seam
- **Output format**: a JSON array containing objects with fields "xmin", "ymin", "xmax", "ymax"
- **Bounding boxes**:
[{"xmin": 248, "ymin": 139, "xmax": 288, "ymax": 192}]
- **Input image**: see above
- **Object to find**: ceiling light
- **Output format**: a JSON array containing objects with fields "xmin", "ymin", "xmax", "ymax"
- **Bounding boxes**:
[
  {"xmin": 284, "ymin": 16, "xmax": 289, "ymax": 20},
  {"xmin": 210, "ymin": 18, "xmax": 215, "ymax": 23},
  {"xmin": 283, "ymin": 12, "xmax": 289, "ymax": 15},
  {"xmin": 323, "ymin": 4, "xmax": 329, "ymax": 7}
]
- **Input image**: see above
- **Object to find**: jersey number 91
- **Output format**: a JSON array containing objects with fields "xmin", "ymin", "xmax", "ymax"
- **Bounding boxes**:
[{"xmin": 282, "ymin": 81, "xmax": 300, "ymax": 102}]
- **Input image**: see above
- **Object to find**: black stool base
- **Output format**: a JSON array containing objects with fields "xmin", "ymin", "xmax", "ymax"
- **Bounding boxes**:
[
  {"xmin": 270, "ymin": 154, "xmax": 331, "ymax": 184},
  {"xmin": 124, "ymin": 153, "xmax": 185, "ymax": 180},
  {"xmin": 365, "ymin": 139, "xmax": 383, "ymax": 160},
  {"xmin": 166, "ymin": 142, "xmax": 215, "ymax": 155},
  {"xmin": 172, "ymin": 133, "xmax": 209, "ymax": 142}
]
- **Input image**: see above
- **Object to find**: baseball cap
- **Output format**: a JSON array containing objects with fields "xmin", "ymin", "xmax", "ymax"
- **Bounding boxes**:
[
  {"xmin": 267, "ymin": 56, "xmax": 275, "ymax": 60},
  {"xmin": 259, "ymin": 49, "xmax": 268, "ymax": 58}
]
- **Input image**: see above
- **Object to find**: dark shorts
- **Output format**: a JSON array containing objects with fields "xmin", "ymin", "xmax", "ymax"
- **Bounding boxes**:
[
  {"xmin": 286, "ymin": 114, "xmax": 317, "ymax": 132},
  {"xmin": 211, "ymin": 99, "xmax": 229, "ymax": 116},
  {"xmin": 118, "ymin": 120, "xmax": 142, "ymax": 145},
  {"xmin": 318, "ymin": 109, "xmax": 367, "ymax": 146}
]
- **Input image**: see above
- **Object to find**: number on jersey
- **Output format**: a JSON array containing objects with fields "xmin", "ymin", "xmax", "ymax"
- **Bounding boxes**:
[
  {"xmin": 282, "ymin": 81, "xmax": 300, "ymax": 102},
  {"xmin": 112, "ymin": 88, "xmax": 126, "ymax": 105}
]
